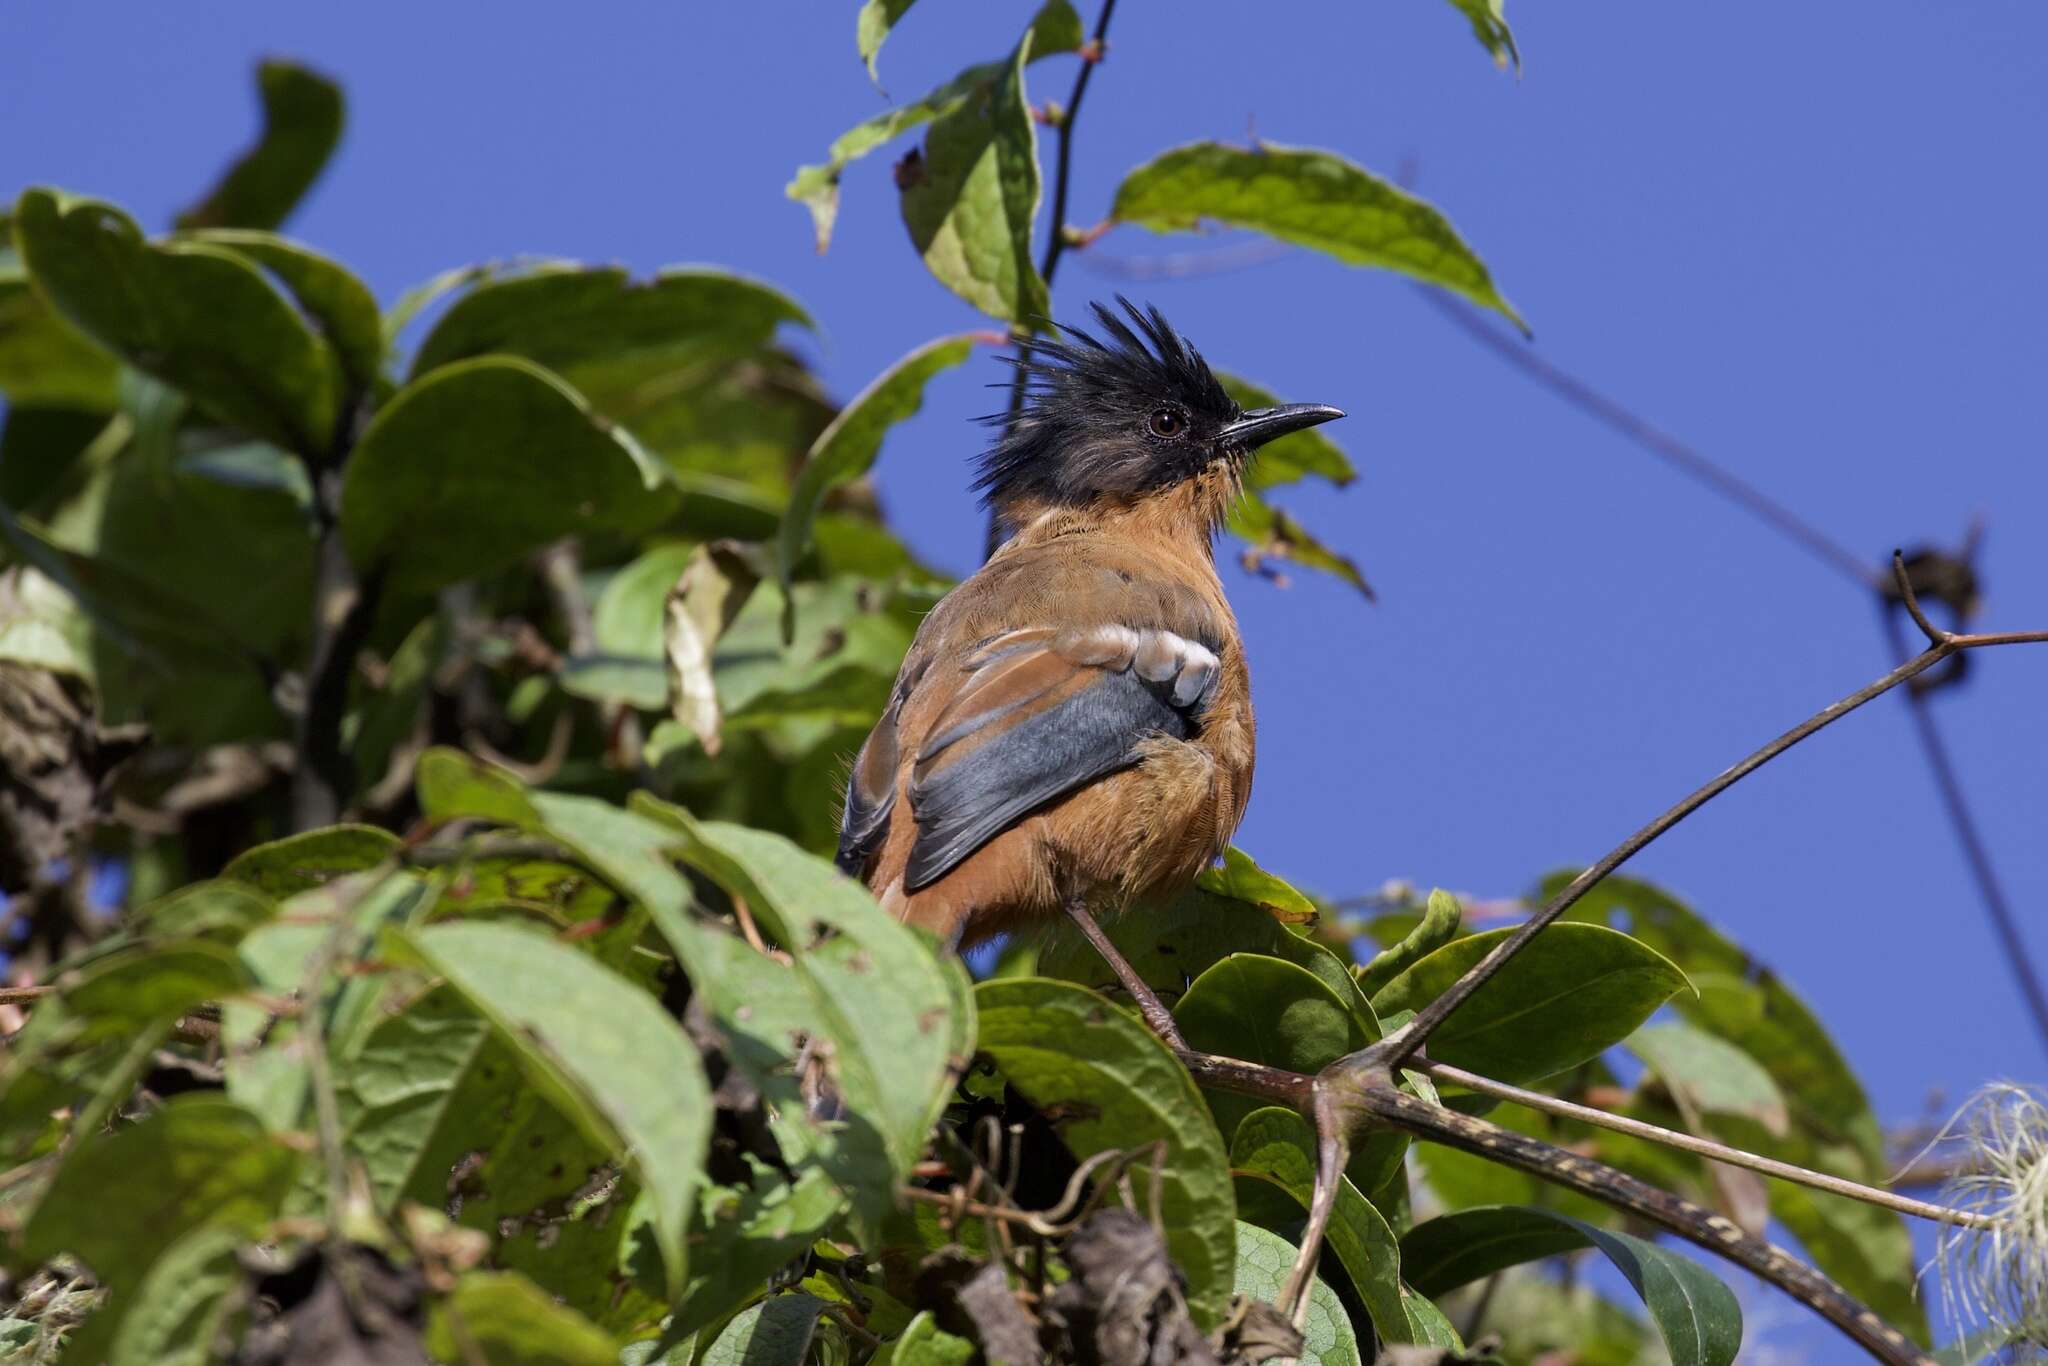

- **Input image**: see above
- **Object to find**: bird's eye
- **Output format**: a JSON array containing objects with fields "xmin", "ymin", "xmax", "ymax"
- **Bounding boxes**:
[{"xmin": 1147, "ymin": 408, "xmax": 1186, "ymax": 438}]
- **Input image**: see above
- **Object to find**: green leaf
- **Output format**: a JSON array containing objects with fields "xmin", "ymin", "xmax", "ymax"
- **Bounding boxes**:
[
  {"xmin": 136, "ymin": 879, "xmax": 277, "ymax": 942},
  {"xmin": 0, "ymin": 268, "xmax": 119, "ymax": 409},
  {"xmin": 974, "ymin": 977, "xmax": 1235, "ymax": 1327},
  {"xmin": 778, "ymin": 333, "xmax": 976, "ymax": 595},
  {"xmin": 552, "ymin": 541, "xmax": 694, "ymax": 712},
  {"xmin": 1175, "ymin": 954, "xmax": 1373, "ymax": 1135},
  {"xmin": 451, "ymin": 1084, "xmax": 613, "ymax": 1236},
  {"xmin": 1400, "ymin": 1205, "xmax": 1588, "ymax": 1298},
  {"xmin": 0, "ymin": 941, "xmax": 252, "ymax": 1159},
  {"xmin": 384, "ymin": 262, "xmax": 489, "ymax": 346},
  {"xmin": 339, "ymin": 985, "xmax": 509, "ymax": 1210},
  {"xmin": 222, "ymin": 824, "xmax": 400, "ymax": 897},
  {"xmin": 1559, "ymin": 875, "xmax": 1877, "ymax": 1163},
  {"xmin": 1398, "ymin": 1291, "xmax": 1465, "ymax": 1350},
  {"xmin": 1175, "ymin": 952, "xmax": 1407, "ymax": 1200},
  {"xmin": 0, "ymin": 408, "xmax": 110, "ymax": 523},
  {"xmin": 1400, "ymin": 1206, "xmax": 1742, "ymax": 1366},
  {"xmin": 1628, "ymin": 1020, "xmax": 1788, "ymax": 1137},
  {"xmin": 409, "ymin": 262, "xmax": 809, "ymax": 383},
  {"xmin": 1459, "ymin": 1269, "xmax": 1649, "ymax": 1364},
  {"xmin": 1441, "ymin": 0, "xmax": 1520, "ymax": 74},
  {"xmin": 104, "ymin": 1226, "xmax": 244, "ymax": 1366},
  {"xmin": 874, "ymin": 1312, "xmax": 975, "ymax": 1366},
  {"xmin": 858, "ymin": 0, "xmax": 920, "ymax": 81},
  {"xmin": 1217, "ymin": 375, "xmax": 1356, "ymax": 493},
  {"xmin": 1229, "ymin": 1108, "xmax": 1411, "ymax": 1345},
  {"xmin": 709, "ymin": 578, "xmax": 909, "ymax": 725},
  {"xmin": 19, "ymin": 1096, "xmax": 298, "ymax": 1293},
  {"xmin": 426, "ymin": 1271, "xmax": 618, "ymax": 1366},
  {"xmin": 416, "ymin": 746, "xmax": 540, "ymax": 828},
  {"xmin": 401, "ymin": 922, "xmax": 713, "ymax": 1298},
  {"xmin": 1229, "ymin": 1221, "xmax": 1362, "ymax": 1366},
  {"xmin": 1355, "ymin": 888, "xmax": 1461, "ymax": 998},
  {"xmin": 184, "ymin": 229, "xmax": 382, "ymax": 387},
  {"xmin": 1039, "ymin": 887, "xmax": 1372, "ymax": 1030},
  {"xmin": 29, "ymin": 375, "xmax": 317, "ymax": 681},
  {"xmin": 670, "ymin": 1167, "xmax": 845, "ymax": 1337},
  {"xmin": 900, "ymin": 34, "xmax": 1047, "ymax": 322},
  {"xmin": 414, "ymin": 781, "xmax": 944, "ymax": 1238},
  {"xmin": 1195, "ymin": 846, "xmax": 1321, "ymax": 920},
  {"xmin": 1558, "ymin": 874, "xmax": 1926, "ymax": 1342},
  {"xmin": 1369, "ymin": 922, "xmax": 1688, "ymax": 1085},
  {"xmin": 15, "ymin": 190, "xmax": 339, "ymax": 451},
  {"xmin": 497, "ymin": 1186, "xmax": 665, "ymax": 1338},
  {"xmin": 1111, "ymin": 142, "xmax": 1523, "ymax": 330},
  {"xmin": 652, "ymin": 809, "xmax": 963, "ymax": 1178},
  {"xmin": 339, "ymin": 356, "xmax": 665, "ymax": 594},
  {"xmin": 1228, "ymin": 490, "xmax": 1376, "ymax": 599},
  {"xmin": 700, "ymin": 1294, "xmax": 828, "ymax": 1366},
  {"xmin": 788, "ymin": 0, "xmax": 1082, "ymax": 252},
  {"xmin": 175, "ymin": 59, "xmax": 343, "ymax": 231}
]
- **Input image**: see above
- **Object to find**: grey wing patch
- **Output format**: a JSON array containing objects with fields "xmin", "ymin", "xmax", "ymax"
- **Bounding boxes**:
[
  {"xmin": 903, "ymin": 669, "xmax": 1189, "ymax": 891},
  {"xmin": 899, "ymin": 627, "xmax": 1221, "ymax": 892}
]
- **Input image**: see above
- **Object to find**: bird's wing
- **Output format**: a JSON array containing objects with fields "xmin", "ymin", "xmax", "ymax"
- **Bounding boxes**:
[{"xmin": 888, "ymin": 623, "xmax": 1222, "ymax": 891}]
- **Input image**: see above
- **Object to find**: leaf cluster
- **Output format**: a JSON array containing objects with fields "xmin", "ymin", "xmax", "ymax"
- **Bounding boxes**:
[{"xmin": 0, "ymin": 12, "xmax": 1948, "ymax": 1365}]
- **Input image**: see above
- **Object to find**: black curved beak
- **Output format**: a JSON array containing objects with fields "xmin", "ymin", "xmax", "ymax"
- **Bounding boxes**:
[{"xmin": 1220, "ymin": 403, "xmax": 1346, "ymax": 450}]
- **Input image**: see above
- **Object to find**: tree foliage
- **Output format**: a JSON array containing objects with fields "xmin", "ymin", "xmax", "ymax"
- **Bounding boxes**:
[{"xmin": 0, "ymin": 13, "xmax": 1954, "ymax": 1366}]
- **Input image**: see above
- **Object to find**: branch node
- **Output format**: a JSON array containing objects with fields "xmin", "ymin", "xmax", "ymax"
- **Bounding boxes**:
[{"xmin": 1892, "ymin": 548, "xmax": 1952, "ymax": 647}]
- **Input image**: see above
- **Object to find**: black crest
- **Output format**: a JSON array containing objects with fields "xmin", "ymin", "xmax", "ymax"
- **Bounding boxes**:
[{"xmin": 973, "ymin": 297, "xmax": 1240, "ymax": 511}]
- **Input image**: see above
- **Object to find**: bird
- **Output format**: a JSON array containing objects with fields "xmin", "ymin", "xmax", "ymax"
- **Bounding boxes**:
[{"xmin": 835, "ymin": 297, "xmax": 1343, "ymax": 1034}]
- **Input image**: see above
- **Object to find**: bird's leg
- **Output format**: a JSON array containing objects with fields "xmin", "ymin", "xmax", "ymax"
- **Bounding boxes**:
[{"xmin": 1061, "ymin": 889, "xmax": 1188, "ymax": 1050}]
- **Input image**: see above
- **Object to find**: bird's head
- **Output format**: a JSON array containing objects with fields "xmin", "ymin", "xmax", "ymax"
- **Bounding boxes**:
[{"xmin": 973, "ymin": 297, "xmax": 1343, "ymax": 527}]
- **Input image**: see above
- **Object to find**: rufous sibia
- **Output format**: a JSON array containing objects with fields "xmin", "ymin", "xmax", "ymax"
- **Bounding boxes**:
[{"xmin": 836, "ymin": 298, "xmax": 1343, "ymax": 1037}]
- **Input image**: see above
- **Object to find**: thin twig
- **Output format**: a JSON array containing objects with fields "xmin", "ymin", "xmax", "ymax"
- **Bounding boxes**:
[
  {"xmin": 1040, "ymin": 2, "xmax": 1116, "ymax": 297},
  {"xmin": 732, "ymin": 895, "xmax": 771, "ymax": 956},
  {"xmin": 1461, "ymin": 1272, "xmax": 1502, "ymax": 1344},
  {"xmin": 537, "ymin": 538, "xmax": 644, "ymax": 769},
  {"xmin": 1429, "ymin": 284, "xmax": 2048, "ymax": 1055},
  {"xmin": 985, "ymin": 0, "xmax": 1119, "ymax": 561},
  {"xmin": 292, "ymin": 367, "xmax": 382, "ymax": 835},
  {"xmin": 1416, "ymin": 289, "xmax": 1881, "ymax": 591},
  {"xmin": 1881, "ymin": 607, "xmax": 2048, "ymax": 1051},
  {"xmin": 1414, "ymin": 1055, "xmax": 1995, "ymax": 1231},
  {"xmin": 1358, "ymin": 1084, "xmax": 1935, "ymax": 1365},
  {"xmin": 1371, "ymin": 606, "xmax": 2048, "ymax": 1072},
  {"xmin": 1175, "ymin": 1047, "xmax": 1934, "ymax": 1364},
  {"xmin": 295, "ymin": 871, "xmax": 395, "ymax": 1235}
]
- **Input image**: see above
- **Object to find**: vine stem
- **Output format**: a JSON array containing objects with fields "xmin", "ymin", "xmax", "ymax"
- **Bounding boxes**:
[
  {"xmin": 1412, "ymin": 1055, "xmax": 1995, "ymax": 1231},
  {"xmin": 984, "ymin": 0, "xmax": 1119, "ymax": 562},
  {"xmin": 1368, "ymin": 555, "xmax": 2048, "ymax": 1074}
]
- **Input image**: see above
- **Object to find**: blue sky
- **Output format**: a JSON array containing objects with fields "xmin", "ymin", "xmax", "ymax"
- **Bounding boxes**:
[{"xmin": 7, "ymin": 1, "xmax": 2046, "ymax": 1349}]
